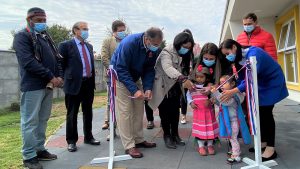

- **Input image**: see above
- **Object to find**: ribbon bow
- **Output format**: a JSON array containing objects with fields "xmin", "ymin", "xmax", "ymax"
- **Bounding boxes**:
[{"xmin": 197, "ymin": 65, "xmax": 203, "ymax": 72}]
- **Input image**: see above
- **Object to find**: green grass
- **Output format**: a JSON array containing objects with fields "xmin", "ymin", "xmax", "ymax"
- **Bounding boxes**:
[{"xmin": 0, "ymin": 91, "xmax": 106, "ymax": 169}]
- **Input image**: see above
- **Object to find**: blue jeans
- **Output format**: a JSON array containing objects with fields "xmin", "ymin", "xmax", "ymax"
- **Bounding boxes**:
[{"xmin": 20, "ymin": 89, "xmax": 53, "ymax": 160}]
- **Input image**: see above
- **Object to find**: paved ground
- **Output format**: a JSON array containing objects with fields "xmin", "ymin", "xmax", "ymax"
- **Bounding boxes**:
[{"xmin": 41, "ymin": 99, "xmax": 300, "ymax": 169}]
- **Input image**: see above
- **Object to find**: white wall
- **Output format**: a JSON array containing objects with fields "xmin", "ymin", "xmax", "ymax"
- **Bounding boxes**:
[
  {"xmin": 229, "ymin": 16, "xmax": 276, "ymax": 41},
  {"xmin": 258, "ymin": 17, "xmax": 276, "ymax": 38},
  {"xmin": 229, "ymin": 20, "xmax": 242, "ymax": 40}
]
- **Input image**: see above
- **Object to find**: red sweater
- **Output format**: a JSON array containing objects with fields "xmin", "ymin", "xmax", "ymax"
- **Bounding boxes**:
[{"xmin": 237, "ymin": 26, "xmax": 277, "ymax": 61}]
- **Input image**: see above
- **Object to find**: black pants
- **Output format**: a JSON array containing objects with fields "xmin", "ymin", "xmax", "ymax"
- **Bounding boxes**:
[
  {"xmin": 259, "ymin": 105, "xmax": 275, "ymax": 147},
  {"xmin": 180, "ymin": 89, "xmax": 188, "ymax": 115},
  {"xmin": 144, "ymin": 100, "xmax": 154, "ymax": 122},
  {"xmin": 158, "ymin": 95, "xmax": 181, "ymax": 137},
  {"xmin": 65, "ymin": 78, "xmax": 94, "ymax": 144}
]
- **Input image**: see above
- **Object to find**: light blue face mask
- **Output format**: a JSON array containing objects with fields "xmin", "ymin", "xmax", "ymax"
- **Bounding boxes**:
[
  {"xmin": 148, "ymin": 44, "xmax": 159, "ymax": 52},
  {"xmin": 116, "ymin": 31, "xmax": 126, "ymax": 40},
  {"xmin": 244, "ymin": 25, "xmax": 255, "ymax": 33},
  {"xmin": 34, "ymin": 23, "xmax": 47, "ymax": 32},
  {"xmin": 226, "ymin": 53, "xmax": 236, "ymax": 62},
  {"xmin": 203, "ymin": 59, "xmax": 215, "ymax": 67},
  {"xmin": 81, "ymin": 30, "xmax": 89, "ymax": 40},
  {"xmin": 178, "ymin": 47, "xmax": 189, "ymax": 55}
]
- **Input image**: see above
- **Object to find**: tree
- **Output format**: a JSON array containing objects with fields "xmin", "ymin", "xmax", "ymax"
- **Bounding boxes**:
[
  {"xmin": 10, "ymin": 24, "xmax": 72, "ymax": 50},
  {"xmin": 46, "ymin": 24, "xmax": 72, "ymax": 47}
]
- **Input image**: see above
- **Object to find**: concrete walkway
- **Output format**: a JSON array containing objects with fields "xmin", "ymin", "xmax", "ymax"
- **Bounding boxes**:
[{"xmin": 41, "ymin": 99, "xmax": 300, "ymax": 169}]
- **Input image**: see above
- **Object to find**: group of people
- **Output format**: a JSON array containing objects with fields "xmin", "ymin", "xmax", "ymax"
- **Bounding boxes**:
[{"xmin": 13, "ymin": 7, "xmax": 288, "ymax": 169}]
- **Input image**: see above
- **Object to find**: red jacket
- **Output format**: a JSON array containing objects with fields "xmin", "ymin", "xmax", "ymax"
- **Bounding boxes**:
[{"xmin": 237, "ymin": 26, "xmax": 277, "ymax": 61}]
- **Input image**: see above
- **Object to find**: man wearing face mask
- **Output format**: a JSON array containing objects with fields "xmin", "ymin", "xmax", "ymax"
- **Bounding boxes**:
[
  {"xmin": 237, "ymin": 13, "xmax": 277, "ymax": 61},
  {"xmin": 58, "ymin": 21, "xmax": 100, "ymax": 153},
  {"xmin": 13, "ymin": 7, "xmax": 62, "ymax": 169},
  {"xmin": 100, "ymin": 20, "xmax": 127, "ymax": 134},
  {"xmin": 110, "ymin": 27, "xmax": 163, "ymax": 158}
]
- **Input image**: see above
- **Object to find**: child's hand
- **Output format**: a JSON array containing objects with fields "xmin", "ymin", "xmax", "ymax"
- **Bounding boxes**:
[
  {"xmin": 200, "ymin": 87, "xmax": 211, "ymax": 96},
  {"xmin": 210, "ymin": 86, "xmax": 216, "ymax": 93},
  {"xmin": 205, "ymin": 100, "xmax": 211, "ymax": 107},
  {"xmin": 210, "ymin": 98, "xmax": 216, "ymax": 104},
  {"xmin": 190, "ymin": 102, "xmax": 197, "ymax": 109}
]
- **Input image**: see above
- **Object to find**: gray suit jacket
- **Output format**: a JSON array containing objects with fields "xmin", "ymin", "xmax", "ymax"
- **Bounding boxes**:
[{"xmin": 148, "ymin": 44, "xmax": 184, "ymax": 110}]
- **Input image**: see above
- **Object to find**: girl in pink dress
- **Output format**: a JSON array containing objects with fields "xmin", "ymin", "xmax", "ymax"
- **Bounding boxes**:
[{"xmin": 187, "ymin": 65, "xmax": 219, "ymax": 156}]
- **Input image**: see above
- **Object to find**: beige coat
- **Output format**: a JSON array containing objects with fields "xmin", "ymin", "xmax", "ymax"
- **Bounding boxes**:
[
  {"xmin": 148, "ymin": 44, "xmax": 183, "ymax": 110},
  {"xmin": 100, "ymin": 36, "xmax": 118, "ymax": 81}
]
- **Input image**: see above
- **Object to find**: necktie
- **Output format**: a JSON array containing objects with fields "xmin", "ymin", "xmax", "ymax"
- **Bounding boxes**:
[{"xmin": 80, "ymin": 42, "xmax": 91, "ymax": 77}]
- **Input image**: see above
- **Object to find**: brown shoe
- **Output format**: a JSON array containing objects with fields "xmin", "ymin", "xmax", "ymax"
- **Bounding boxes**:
[
  {"xmin": 135, "ymin": 141, "xmax": 157, "ymax": 148},
  {"xmin": 125, "ymin": 147, "xmax": 143, "ymax": 158},
  {"xmin": 102, "ymin": 121, "xmax": 109, "ymax": 130}
]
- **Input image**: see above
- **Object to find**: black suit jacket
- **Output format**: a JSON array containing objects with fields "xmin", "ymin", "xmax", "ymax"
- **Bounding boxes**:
[{"xmin": 58, "ymin": 39, "xmax": 95, "ymax": 95}]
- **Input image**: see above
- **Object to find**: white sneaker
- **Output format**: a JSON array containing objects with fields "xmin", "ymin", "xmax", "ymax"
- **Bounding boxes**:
[
  {"xmin": 180, "ymin": 115, "xmax": 187, "ymax": 124},
  {"xmin": 227, "ymin": 156, "xmax": 241, "ymax": 164}
]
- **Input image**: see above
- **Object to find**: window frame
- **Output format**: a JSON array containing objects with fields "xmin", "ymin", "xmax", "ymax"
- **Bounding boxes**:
[
  {"xmin": 284, "ymin": 49, "xmax": 298, "ymax": 84},
  {"xmin": 277, "ymin": 18, "xmax": 296, "ymax": 52}
]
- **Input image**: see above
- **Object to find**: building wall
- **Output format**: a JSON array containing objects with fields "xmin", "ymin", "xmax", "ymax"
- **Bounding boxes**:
[
  {"xmin": 275, "ymin": 3, "xmax": 300, "ymax": 102},
  {"xmin": 0, "ymin": 50, "xmax": 105, "ymax": 108},
  {"xmin": 0, "ymin": 50, "xmax": 20, "ymax": 108},
  {"xmin": 275, "ymin": 5, "xmax": 300, "ymax": 88},
  {"xmin": 228, "ymin": 16, "xmax": 276, "ymax": 41}
]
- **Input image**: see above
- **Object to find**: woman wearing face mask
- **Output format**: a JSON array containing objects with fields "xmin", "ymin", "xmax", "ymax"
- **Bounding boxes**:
[
  {"xmin": 194, "ymin": 43, "xmax": 222, "ymax": 86},
  {"xmin": 179, "ymin": 29, "xmax": 195, "ymax": 124},
  {"xmin": 149, "ymin": 32, "xmax": 195, "ymax": 149},
  {"xmin": 219, "ymin": 39, "xmax": 288, "ymax": 161}
]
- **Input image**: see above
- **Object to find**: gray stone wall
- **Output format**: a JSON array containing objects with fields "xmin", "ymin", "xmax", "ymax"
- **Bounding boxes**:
[
  {"xmin": 0, "ymin": 50, "xmax": 20, "ymax": 108},
  {"xmin": 0, "ymin": 50, "xmax": 105, "ymax": 108}
]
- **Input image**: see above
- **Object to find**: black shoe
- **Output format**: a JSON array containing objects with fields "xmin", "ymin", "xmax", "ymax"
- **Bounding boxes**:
[
  {"xmin": 84, "ymin": 138, "xmax": 100, "ymax": 145},
  {"xmin": 23, "ymin": 157, "xmax": 43, "ymax": 169},
  {"xmin": 67, "ymin": 144, "xmax": 77, "ymax": 152},
  {"xmin": 249, "ymin": 147, "xmax": 266, "ymax": 153},
  {"xmin": 147, "ymin": 121, "xmax": 154, "ymax": 129},
  {"xmin": 173, "ymin": 136, "xmax": 185, "ymax": 146},
  {"xmin": 262, "ymin": 151, "xmax": 277, "ymax": 162},
  {"xmin": 36, "ymin": 150, "xmax": 57, "ymax": 161},
  {"xmin": 163, "ymin": 135, "xmax": 176, "ymax": 149}
]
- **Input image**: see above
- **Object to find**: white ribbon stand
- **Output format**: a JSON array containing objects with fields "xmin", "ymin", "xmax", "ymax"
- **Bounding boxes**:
[
  {"xmin": 241, "ymin": 57, "xmax": 278, "ymax": 169},
  {"xmin": 91, "ymin": 65, "xmax": 132, "ymax": 169}
]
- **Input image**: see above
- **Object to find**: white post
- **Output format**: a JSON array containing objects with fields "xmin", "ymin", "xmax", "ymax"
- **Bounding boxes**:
[
  {"xmin": 241, "ymin": 57, "xmax": 278, "ymax": 169},
  {"xmin": 91, "ymin": 67, "xmax": 132, "ymax": 168}
]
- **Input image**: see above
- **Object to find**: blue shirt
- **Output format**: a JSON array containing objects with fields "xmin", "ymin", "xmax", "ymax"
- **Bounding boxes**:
[
  {"xmin": 74, "ymin": 37, "xmax": 92, "ymax": 77},
  {"xmin": 110, "ymin": 33, "xmax": 158, "ymax": 94}
]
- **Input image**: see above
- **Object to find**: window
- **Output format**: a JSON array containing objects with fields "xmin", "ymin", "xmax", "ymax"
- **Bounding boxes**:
[
  {"xmin": 278, "ymin": 19, "xmax": 298, "ymax": 83},
  {"xmin": 284, "ymin": 51, "xmax": 298, "ymax": 82},
  {"xmin": 287, "ymin": 20, "xmax": 296, "ymax": 48},
  {"xmin": 278, "ymin": 24, "xmax": 288, "ymax": 51}
]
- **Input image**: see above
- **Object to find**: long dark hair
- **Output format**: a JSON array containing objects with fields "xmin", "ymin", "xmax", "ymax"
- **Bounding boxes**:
[
  {"xmin": 173, "ymin": 32, "xmax": 194, "ymax": 51},
  {"xmin": 219, "ymin": 39, "xmax": 244, "ymax": 76},
  {"xmin": 173, "ymin": 31, "xmax": 195, "ymax": 76},
  {"xmin": 220, "ymin": 39, "xmax": 243, "ymax": 63},
  {"xmin": 193, "ymin": 42, "xmax": 222, "ymax": 84}
]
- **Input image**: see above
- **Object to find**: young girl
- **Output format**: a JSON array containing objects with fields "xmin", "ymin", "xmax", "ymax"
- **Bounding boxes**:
[
  {"xmin": 212, "ymin": 75, "xmax": 251, "ymax": 164},
  {"xmin": 187, "ymin": 65, "xmax": 219, "ymax": 156}
]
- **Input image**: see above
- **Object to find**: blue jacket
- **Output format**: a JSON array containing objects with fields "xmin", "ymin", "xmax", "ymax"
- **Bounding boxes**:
[
  {"xmin": 13, "ymin": 29, "xmax": 59, "ymax": 92},
  {"xmin": 58, "ymin": 39, "xmax": 95, "ymax": 95},
  {"xmin": 219, "ymin": 95, "xmax": 251, "ymax": 145},
  {"xmin": 237, "ymin": 47, "xmax": 288, "ymax": 106},
  {"xmin": 111, "ymin": 33, "xmax": 158, "ymax": 94}
]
